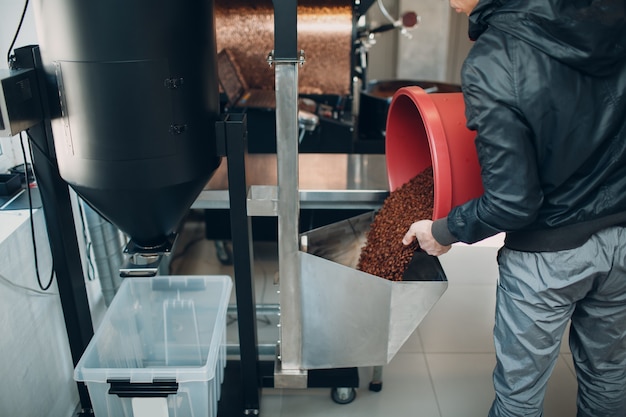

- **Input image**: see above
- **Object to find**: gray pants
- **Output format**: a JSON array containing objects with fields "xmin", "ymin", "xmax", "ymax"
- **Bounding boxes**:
[{"xmin": 489, "ymin": 226, "xmax": 626, "ymax": 417}]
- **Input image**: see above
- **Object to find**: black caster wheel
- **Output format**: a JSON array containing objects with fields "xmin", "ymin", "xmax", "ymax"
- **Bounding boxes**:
[
  {"xmin": 331, "ymin": 387, "xmax": 357, "ymax": 404},
  {"xmin": 369, "ymin": 381, "xmax": 383, "ymax": 392}
]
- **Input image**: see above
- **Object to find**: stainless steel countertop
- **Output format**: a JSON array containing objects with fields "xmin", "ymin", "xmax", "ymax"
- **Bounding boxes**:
[{"xmin": 192, "ymin": 153, "xmax": 390, "ymax": 210}]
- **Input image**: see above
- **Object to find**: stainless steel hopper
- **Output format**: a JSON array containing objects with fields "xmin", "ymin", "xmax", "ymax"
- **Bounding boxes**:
[{"xmin": 298, "ymin": 211, "xmax": 448, "ymax": 369}]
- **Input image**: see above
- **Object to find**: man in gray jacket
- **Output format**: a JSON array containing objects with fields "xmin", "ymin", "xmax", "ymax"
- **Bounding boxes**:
[{"xmin": 403, "ymin": 0, "xmax": 626, "ymax": 416}]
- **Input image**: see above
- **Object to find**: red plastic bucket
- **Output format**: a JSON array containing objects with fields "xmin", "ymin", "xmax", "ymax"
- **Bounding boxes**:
[{"xmin": 385, "ymin": 87, "xmax": 484, "ymax": 219}]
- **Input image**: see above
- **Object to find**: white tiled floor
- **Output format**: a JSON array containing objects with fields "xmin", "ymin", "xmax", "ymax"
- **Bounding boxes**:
[{"xmin": 170, "ymin": 212, "xmax": 579, "ymax": 417}]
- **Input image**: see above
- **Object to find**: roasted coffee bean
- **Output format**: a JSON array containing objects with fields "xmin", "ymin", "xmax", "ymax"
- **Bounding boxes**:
[{"xmin": 357, "ymin": 168, "xmax": 434, "ymax": 281}]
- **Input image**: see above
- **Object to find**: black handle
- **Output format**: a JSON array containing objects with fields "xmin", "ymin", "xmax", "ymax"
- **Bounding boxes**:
[{"xmin": 108, "ymin": 379, "xmax": 179, "ymax": 398}]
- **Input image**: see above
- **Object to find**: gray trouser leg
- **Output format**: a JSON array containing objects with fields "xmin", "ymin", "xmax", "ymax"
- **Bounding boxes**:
[
  {"xmin": 488, "ymin": 227, "xmax": 626, "ymax": 417},
  {"xmin": 568, "ymin": 228, "xmax": 626, "ymax": 417}
]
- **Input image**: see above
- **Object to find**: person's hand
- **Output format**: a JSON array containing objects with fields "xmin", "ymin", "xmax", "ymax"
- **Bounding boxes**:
[{"xmin": 402, "ymin": 220, "xmax": 451, "ymax": 256}]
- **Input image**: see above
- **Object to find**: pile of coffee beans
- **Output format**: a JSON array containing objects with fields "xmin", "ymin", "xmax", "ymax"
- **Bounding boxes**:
[{"xmin": 357, "ymin": 168, "xmax": 434, "ymax": 281}]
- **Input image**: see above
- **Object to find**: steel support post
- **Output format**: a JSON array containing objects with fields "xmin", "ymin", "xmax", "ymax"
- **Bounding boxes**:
[
  {"xmin": 272, "ymin": 0, "xmax": 307, "ymax": 388},
  {"xmin": 220, "ymin": 114, "xmax": 263, "ymax": 415}
]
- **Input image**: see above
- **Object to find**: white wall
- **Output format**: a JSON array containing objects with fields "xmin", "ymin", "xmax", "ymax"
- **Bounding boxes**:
[
  {"xmin": 446, "ymin": 10, "xmax": 472, "ymax": 84},
  {"xmin": 365, "ymin": 0, "xmax": 400, "ymax": 81},
  {"xmin": 0, "ymin": 2, "xmax": 39, "ymax": 57},
  {"xmin": 366, "ymin": 0, "xmax": 473, "ymax": 84},
  {"xmin": 397, "ymin": 0, "xmax": 451, "ymax": 81}
]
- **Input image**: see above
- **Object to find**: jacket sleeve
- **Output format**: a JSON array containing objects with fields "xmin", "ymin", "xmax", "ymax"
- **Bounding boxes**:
[{"xmin": 442, "ymin": 33, "xmax": 544, "ymax": 245}]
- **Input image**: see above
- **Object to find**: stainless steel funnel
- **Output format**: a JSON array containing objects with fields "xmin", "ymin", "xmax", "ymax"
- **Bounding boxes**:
[{"xmin": 299, "ymin": 211, "xmax": 447, "ymax": 369}]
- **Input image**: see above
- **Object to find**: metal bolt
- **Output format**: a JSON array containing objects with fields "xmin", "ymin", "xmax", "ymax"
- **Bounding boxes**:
[
  {"xmin": 164, "ymin": 77, "xmax": 184, "ymax": 89},
  {"xmin": 169, "ymin": 124, "xmax": 187, "ymax": 135}
]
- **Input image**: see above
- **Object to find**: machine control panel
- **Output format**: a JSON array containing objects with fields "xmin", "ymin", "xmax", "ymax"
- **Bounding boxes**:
[{"xmin": 0, "ymin": 69, "xmax": 42, "ymax": 137}]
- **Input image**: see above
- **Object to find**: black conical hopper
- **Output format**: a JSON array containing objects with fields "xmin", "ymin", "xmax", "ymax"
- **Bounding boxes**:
[
  {"xmin": 33, "ymin": 0, "xmax": 222, "ymax": 248},
  {"xmin": 74, "ymin": 178, "xmax": 216, "ymax": 250}
]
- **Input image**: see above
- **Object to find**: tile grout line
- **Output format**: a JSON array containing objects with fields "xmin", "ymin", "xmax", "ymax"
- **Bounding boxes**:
[{"xmin": 418, "ymin": 329, "xmax": 444, "ymax": 417}]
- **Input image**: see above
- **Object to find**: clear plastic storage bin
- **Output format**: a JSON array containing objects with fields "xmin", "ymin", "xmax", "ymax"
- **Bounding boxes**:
[{"xmin": 75, "ymin": 275, "xmax": 232, "ymax": 417}]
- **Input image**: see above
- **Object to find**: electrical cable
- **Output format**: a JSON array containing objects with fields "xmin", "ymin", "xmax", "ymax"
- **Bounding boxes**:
[
  {"xmin": 6, "ymin": 0, "xmax": 30, "ymax": 67},
  {"xmin": 20, "ymin": 131, "xmax": 55, "ymax": 291},
  {"xmin": 377, "ymin": 0, "xmax": 396, "ymax": 25},
  {"xmin": 0, "ymin": 271, "xmax": 58, "ymax": 296}
]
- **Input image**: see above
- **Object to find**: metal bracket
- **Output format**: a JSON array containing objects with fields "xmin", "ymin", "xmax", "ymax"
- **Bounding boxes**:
[
  {"xmin": 119, "ymin": 234, "xmax": 176, "ymax": 277},
  {"xmin": 267, "ymin": 49, "xmax": 306, "ymax": 67},
  {"xmin": 274, "ymin": 345, "xmax": 308, "ymax": 389}
]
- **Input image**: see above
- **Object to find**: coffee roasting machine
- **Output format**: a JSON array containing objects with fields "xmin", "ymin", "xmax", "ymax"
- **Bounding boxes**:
[{"xmin": 0, "ymin": 0, "xmax": 450, "ymax": 415}]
